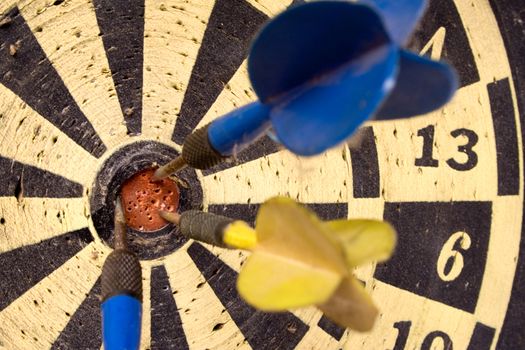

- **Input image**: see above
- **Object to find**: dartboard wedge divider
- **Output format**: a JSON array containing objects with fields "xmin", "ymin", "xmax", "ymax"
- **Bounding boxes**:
[{"xmin": 0, "ymin": 0, "xmax": 524, "ymax": 349}]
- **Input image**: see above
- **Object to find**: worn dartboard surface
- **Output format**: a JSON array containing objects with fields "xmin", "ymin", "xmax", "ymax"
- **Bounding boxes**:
[{"xmin": 0, "ymin": 0, "xmax": 524, "ymax": 349}]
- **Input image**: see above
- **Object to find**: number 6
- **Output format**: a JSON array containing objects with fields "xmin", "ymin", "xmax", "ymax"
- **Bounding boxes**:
[{"xmin": 437, "ymin": 231, "xmax": 472, "ymax": 281}]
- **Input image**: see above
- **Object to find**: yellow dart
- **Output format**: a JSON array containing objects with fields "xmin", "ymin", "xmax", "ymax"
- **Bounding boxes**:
[{"xmin": 161, "ymin": 196, "xmax": 396, "ymax": 331}]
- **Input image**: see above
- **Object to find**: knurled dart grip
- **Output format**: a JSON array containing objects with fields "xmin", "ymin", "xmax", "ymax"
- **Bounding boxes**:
[
  {"xmin": 179, "ymin": 210, "xmax": 234, "ymax": 248},
  {"xmin": 182, "ymin": 124, "xmax": 228, "ymax": 170},
  {"xmin": 101, "ymin": 250, "xmax": 143, "ymax": 302}
]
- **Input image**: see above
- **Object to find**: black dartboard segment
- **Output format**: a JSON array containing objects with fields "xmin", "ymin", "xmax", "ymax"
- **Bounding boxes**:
[
  {"xmin": 466, "ymin": 322, "xmax": 496, "ymax": 350},
  {"xmin": 0, "ymin": 228, "xmax": 93, "ymax": 312},
  {"xmin": 50, "ymin": 279, "xmax": 102, "ymax": 350},
  {"xmin": 0, "ymin": 0, "xmax": 523, "ymax": 348},
  {"xmin": 150, "ymin": 265, "xmax": 189, "ymax": 350},
  {"xmin": 488, "ymin": 78, "xmax": 520, "ymax": 196},
  {"xmin": 317, "ymin": 315, "xmax": 346, "ymax": 341},
  {"xmin": 375, "ymin": 201, "xmax": 492, "ymax": 313},
  {"xmin": 209, "ymin": 202, "xmax": 348, "ymax": 225},
  {"xmin": 349, "ymin": 126, "xmax": 380, "ymax": 199},
  {"xmin": 0, "ymin": 7, "xmax": 106, "ymax": 158},
  {"xmin": 0, "ymin": 156, "xmax": 83, "ymax": 198},
  {"xmin": 93, "ymin": 0, "xmax": 145, "ymax": 136}
]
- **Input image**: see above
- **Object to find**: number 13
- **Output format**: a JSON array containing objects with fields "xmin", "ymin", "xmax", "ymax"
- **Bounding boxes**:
[{"xmin": 415, "ymin": 125, "xmax": 479, "ymax": 171}]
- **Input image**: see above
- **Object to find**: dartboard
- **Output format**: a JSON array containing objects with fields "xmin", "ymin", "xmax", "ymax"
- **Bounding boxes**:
[{"xmin": 0, "ymin": 0, "xmax": 523, "ymax": 349}]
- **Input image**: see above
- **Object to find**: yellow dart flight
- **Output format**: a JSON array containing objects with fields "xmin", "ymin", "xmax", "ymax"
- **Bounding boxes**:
[
  {"xmin": 162, "ymin": 196, "xmax": 396, "ymax": 331},
  {"xmin": 224, "ymin": 197, "xmax": 397, "ymax": 332}
]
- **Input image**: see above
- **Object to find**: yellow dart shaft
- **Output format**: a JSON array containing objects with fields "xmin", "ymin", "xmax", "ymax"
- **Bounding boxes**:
[{"xmin": 159, "ymin": 210, "xmax": 181, "ymax": 225}]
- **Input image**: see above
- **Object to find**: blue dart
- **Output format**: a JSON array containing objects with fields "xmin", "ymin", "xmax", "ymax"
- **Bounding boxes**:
[
  {"xmin": 154, "ymin": 0, "xmax": 458, "ymax": 179},
  {"xmin": 101, "ymin": 201, "xmax": 142, "ymax": 350}
]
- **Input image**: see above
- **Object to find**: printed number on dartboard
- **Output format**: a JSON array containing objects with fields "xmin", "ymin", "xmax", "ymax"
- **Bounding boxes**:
[
  {"xmin": 415, "ymin": 125, "xmax": 479, "ymax": 171},
  {"xmin": 375, "ymin": 202, "xmax": 492, "ymax": 313},
  {"xmin": 390, "ymin": 320, "xmax": 497, "ymax": 350},
  {"xmin": 392, "ymin": 321, "xmax": 453, "ymax": 350}
]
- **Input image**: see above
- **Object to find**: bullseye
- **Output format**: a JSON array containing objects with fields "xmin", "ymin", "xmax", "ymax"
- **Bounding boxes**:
[
  {"xmin": 120, "ymin": 168, "xmax": 180, "ymax": 232},
  {"xmin": 90, "ymin": 141, "xmax": 203, "ymax": 260}
]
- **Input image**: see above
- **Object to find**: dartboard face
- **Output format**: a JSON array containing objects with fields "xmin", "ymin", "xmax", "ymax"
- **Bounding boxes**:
[{"xmin": 0, "ymin": 0, "xmax": 523, "ymax": 349}]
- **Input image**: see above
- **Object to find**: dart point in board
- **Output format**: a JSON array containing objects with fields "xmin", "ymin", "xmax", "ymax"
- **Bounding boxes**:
[
  {"xmin": 154, "ymin": 0, "xmax": 458, "ymax": 180},
  {"xmin": 101, "ymin": 200, "xmax": 143, "ymax": 350}
]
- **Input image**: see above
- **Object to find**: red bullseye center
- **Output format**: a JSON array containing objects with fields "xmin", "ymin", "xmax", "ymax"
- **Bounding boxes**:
[{"xmin": 120, "ymin": 168, "xmax": 180, "ymax": 231}]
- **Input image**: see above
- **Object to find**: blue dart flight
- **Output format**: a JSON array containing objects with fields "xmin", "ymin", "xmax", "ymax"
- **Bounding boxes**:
[{"xmin": 154, "ymin": 0, "xmax": 458, "ymax": 179}]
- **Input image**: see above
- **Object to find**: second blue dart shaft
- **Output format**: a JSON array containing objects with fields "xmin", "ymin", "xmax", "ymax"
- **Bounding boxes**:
[{"xmin": 100, "ymin": 201, "xmax": 143, "ymax": 350}]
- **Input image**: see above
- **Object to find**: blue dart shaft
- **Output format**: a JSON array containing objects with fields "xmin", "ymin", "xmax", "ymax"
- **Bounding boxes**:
[
  {"xmin": 101, "ymin": 201, "xmax": 142, "ymax": 350},
  {"xmin": 153, "ymin": 101, "xmax": 271, "ymax": 179},
  {"xmin": 102, "ymin": 295, "xmax": 142, "ymax": 350},
  {"xmin": 207, "ymin": 101, "xmax": 271, "ymax": 156}
]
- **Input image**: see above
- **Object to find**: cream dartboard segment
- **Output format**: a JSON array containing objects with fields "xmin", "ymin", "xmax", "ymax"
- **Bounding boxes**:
[{"xmin": 0, "ymin": 0, "xmax": 523, "ymax": 349}]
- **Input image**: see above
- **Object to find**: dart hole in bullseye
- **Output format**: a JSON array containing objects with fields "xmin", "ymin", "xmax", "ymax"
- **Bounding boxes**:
[{"xmin": 120, "ymin": 168, "xmax": 180, "ymax": 232}]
